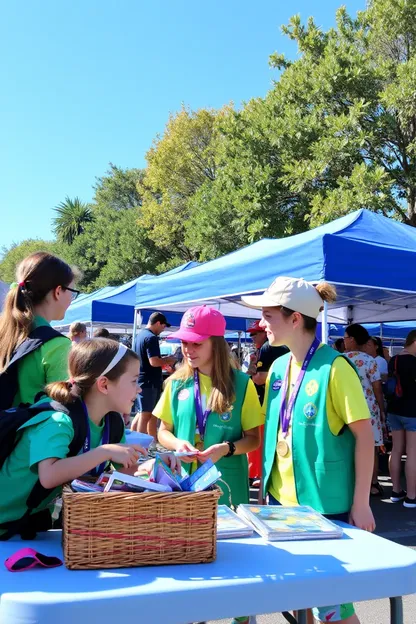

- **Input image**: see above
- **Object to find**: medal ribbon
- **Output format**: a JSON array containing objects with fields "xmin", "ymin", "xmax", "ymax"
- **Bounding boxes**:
[
  {"xmin": 279, "ymin": 337, "xmax": 320, "ymax": 438},
  {"xmin": 194, "ymin": 370, "xmax": 211, "ymax": 440},
  {"xmin": 81, "ymin": 401, "xmax": 110, "ymax": 475}
]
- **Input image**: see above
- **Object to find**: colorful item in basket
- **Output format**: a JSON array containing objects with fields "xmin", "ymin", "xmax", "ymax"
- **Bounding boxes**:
[
  {"xmin": 5, "ymin": 548, "xmax": 63, "ymax": 572},
  {"xmin": 152, "ymin": 456, "xmax": 183, "ymax": 491},
  {"xmin": 71, "ymin": 479, "xmax": 104, "ymax": 493},
  {"xmin": 103, "ymin": 471, "xmax": 172, "ymax": 493},
  {"xmin": 180, "ymin": 459, "xmax": 222, "ymax": 492},
  {"xmin": 237, "ymin": 505, "xmax": 344, "ymax": 541},
  {"xmin": 125, "ymin": 429, "xmax": 154, "ymax": 449},
  {"xmin": 217, "ymin": 505, "xmax": 254, "ymax": 539}
]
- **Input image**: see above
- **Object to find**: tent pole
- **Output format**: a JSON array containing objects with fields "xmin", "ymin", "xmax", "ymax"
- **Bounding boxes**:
[
  {"xmin": 132, "ymin": 310, "xmax": 138, "ymax": 351},
  {"xmin": 237, "ymin": 331, "xmax": 242, "ymax": 361},
  {"xmin": 380, "ymin": 323, "xmax": 383, "ymax": 340},
  {"xmin": 322, "ymin": 301, "xmax": 329, "ymax": 344},
  {"xmin": 89, "ymin": 321, "xmax": 93, "ymax": 339}
]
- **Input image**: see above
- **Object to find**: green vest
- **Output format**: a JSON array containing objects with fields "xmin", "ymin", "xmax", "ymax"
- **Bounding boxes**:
[
  {"xmin": 263, "ymin": 344, "xmax": 356, "ymax": 515},
  {"xmin": 170, "ymin": 369, "xmax": 250, "ymax": 507}
]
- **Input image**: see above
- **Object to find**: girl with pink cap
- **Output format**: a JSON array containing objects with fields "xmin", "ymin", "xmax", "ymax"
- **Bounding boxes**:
[{"xmin": 156, "ymin": 305, "xmax": 263, "ymax": 508}]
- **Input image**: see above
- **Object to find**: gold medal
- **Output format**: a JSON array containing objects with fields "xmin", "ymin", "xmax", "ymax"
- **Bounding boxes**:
[
  {"xmin": 277, "ymin": 440, "xmax": 290, "ymax": 457},
  {"xmin": 196, "ymin": 440, "xmax": 204, "ymax": 451}
]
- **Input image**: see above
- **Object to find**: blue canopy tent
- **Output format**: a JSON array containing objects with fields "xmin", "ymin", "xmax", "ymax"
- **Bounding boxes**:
[
  {"xmin": 329, "ymin": 321, "xmax": 416, "ymax": 341},
  {"xmin": 134, "ymin": 210, "xmax": 416, "ymax": 336},
  {"xmin": 54, "ymin": 261, "xmax": 255, "ymax": 334}
]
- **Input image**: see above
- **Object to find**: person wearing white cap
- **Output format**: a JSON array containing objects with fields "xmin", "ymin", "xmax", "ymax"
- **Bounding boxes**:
[{"xmin": 243, "ymin": 277, "xmax": 375, "ymax": 624}]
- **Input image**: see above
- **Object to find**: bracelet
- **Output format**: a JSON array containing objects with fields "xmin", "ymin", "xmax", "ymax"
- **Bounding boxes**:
[{"xmin": 225, "ymin": 441, "xmax": 236, "ymax": 457}]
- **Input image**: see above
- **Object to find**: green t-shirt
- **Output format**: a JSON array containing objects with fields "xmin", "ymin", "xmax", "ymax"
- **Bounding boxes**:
[
  {"xmin": 0, "ymin": 407, "xmax": 125, "ymax": 531},
  {"xmin": 14, "ymin": 316, "xmax": 72, "ymax": 406}
]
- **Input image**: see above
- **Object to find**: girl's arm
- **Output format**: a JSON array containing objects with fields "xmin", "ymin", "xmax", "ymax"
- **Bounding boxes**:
[
  {"xmin": 348, "ymin": 419, "xmax": 376, "ymax": 532},
  {"xmin": 198, "ymin": 426, "xmax": 261, "ymax": 464},
  {"xmin": 372, "ymin": 380, "xmax": 385, "ymax": 422},
  {"xmin": 38, "ymin": 444, "xmax": 143, "ymax": 489}
]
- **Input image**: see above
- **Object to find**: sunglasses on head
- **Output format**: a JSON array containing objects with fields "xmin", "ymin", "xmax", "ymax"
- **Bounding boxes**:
[{"xmin": 5, "ymin": 548, "xmax": 63, "ymax": 572}]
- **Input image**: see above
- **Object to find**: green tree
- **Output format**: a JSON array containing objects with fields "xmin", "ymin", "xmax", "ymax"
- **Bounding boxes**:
[
  {"xmin": 93, "ymin": 164, "xmax": 145, "ymax": 211},
  {"xmin": 267, "ymin": 0, "xmax": 416, "ymax": 226},
  {"xmin": 140, "ymin": 105, "xmax": 229, "ymax": 265},
  {"xmin": 53, "ymin": 196, "xmax": 93, "ymax": 244}
]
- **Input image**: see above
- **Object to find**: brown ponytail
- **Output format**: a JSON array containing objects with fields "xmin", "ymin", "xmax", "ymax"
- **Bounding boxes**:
[
  {"xmin": 0, "ymin": 252, "xmax": 76, "ymax": 372},
  {"xmin": 45, "ymin": 338, "xmax": 139, "ymax": 405},
  {"xmin": 47, "ymin": 380, "xmax": 78, "ymax": 404}
]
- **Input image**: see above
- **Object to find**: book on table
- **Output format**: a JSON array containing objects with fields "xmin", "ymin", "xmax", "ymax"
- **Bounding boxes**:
[
  {"xmin": 237, "ymin": 505, "xmax": 344, "ymax": 541},
  {"xmin": 217, "ymin": 505, "xmax": 254, "ymax": 539}
]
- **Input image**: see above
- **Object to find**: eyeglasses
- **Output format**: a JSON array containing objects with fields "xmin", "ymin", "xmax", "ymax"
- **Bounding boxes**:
[{"xmin": 62, "ymin": 286, "xmax": 80, "ymax": 301}]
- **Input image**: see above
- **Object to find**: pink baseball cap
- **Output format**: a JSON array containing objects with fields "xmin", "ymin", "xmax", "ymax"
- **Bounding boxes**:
[{"xmin": 169, "ymin": 306, "xmax": 226, "ymax": 342}]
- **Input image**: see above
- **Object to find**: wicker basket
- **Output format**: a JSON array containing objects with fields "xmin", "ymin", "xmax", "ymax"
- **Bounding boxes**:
[{"xmin": 62, "ymin": 485, "xmax": 220, "ymax": 570}]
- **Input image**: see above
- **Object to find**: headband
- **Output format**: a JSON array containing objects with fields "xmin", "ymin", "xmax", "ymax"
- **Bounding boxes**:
[{"xmin": 100, "ymin": 344, "xmax": 128, "ymax": 377}]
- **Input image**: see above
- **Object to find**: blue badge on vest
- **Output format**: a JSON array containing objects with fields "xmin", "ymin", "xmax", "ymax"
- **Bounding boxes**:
[
  {"xmin": 272, "ymin": 379, "xmax": 282, "ymax": 391},
  {"xmin": 303, "ymin": 402, "xmax": 318, "ymax": 420},
  {"xmin": 219, "ymin": 412, "xmax": 232, "ymax": 422}
]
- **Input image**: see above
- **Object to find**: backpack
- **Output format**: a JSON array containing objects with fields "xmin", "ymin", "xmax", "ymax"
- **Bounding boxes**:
[
  {"xmin": 0, "ymin": 398, "xmax": 125, "ymax": 541},
  {"xmin": 0, "ymin": 325, "xmax": 66, "ymax": 410}
]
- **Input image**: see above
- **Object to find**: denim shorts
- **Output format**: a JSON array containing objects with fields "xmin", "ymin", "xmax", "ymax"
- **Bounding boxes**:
[
  {"xmin": 268, "ymin": 493, "xmax": 354, "ymax": 622},
  {"xmin": 136, "ymin": 384, "xmax": 162, "ymax": 413},
  {"xmin": 388, "ymin": 413, "xmax": 416, "ymax": 432}
]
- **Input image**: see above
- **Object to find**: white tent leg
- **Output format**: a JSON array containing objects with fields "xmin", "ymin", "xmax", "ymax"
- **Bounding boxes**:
[{"xmin": 322, "ymin": 301, "xmax": 329, "ymax": 344}]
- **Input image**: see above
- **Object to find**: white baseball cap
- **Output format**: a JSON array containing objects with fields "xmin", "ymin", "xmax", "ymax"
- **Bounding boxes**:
[{"xmin": 242, "ymin": 276, "xmax": 324, "ymax": 319}]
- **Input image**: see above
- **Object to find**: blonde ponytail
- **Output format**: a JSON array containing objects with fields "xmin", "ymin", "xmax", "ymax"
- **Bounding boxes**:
[{"xmin": 315, "ymin": 282, "xmax": 337, "ymax": 304}]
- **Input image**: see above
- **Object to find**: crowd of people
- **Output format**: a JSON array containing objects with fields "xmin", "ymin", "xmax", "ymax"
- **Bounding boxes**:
[{"xmin": 0, "ymin": 251, "xmax": 415, "ymax": 624}]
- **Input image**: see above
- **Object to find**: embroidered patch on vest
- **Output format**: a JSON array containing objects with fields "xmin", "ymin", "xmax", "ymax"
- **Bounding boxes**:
[
  {"xmin": 272, "ymin": 379, "xmax": 282, "ymax": 391},
  {"xmin": 305, "ymin": 379, "xmax": 319, "ymax": 397},
  {"xmin": 219, "ymin": 412, "xmax": 232, "ymax": 422},
  {"xmin": 303, "ymin": 402, "xmax": 318, "ymax": 420},
  {"xmin": 178, "ymin": 389, "xmax": 190, "ymax": 401}
]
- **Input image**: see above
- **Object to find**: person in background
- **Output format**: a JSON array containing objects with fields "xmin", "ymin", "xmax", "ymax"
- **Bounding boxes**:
[
  {"xmin": 243, "ymin": 277, "xmax": 374, "ymax": 624},
  {"xmin": 69, "ymin": 322, "xmax": 87, "ymax": 343},
  {"xmin": 334, "ymin": 338, "xmax": 345, "ymax": 353},
  {"xmin": 94, "ymin": 328, "xmax": 110, "ymax": 338},
  {"xmin": 367, "ymin": 336, "xmax": 388, "ymax": 381},
  {"xmin": 387, "ymin": 330, "xmax": 416, "ymax": 508},
  {"xmin": 130, "ymin": 312, "xmax": 176, "ymax": 438},
  {"xmin": 245, "ymin": 320, "xmax": 288, "ymax": 487},
  {"xmin": 0, "ymin": 252, "xmax": 77, "ymax": 406},
  {"xmin": 344, "ymin": 324, "xmax": 385, "ymax": 497}
]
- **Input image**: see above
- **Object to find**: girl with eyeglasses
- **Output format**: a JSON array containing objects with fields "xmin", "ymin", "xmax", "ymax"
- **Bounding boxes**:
[{"xmin": 0, "ymin": 252, "xmax": 79, "ymax": 407}]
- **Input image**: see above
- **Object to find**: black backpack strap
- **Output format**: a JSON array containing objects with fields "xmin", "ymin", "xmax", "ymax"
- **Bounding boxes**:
[{"xmin": 7, "ymin": 326, "xmax": 65, "ymax": 369}]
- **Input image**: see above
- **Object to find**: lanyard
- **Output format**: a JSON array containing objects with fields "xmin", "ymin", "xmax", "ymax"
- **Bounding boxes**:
[
  {"xmin": 279, "ymin": 337, "xmax": 320, "ymax": 438},
  {"xmin": 194, "ymin": 370, "xmax": 211, "ymax": 440},
  {"xmin": 81, "ymin": 401, "xmax": 110, "ymax": 475}
]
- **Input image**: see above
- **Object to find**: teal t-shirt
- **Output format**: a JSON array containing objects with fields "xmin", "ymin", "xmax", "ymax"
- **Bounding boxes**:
[
  {"xmin": 14, "ymin": 316, "xmax": 71, "ymax": 406},
  {"xmin": 0, "ymin": 408, "xmax": 125, "ymax": 531}
]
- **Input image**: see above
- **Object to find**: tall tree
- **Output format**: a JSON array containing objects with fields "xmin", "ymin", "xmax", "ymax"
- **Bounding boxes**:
[
  {"xmin": 53, "ymin": 197, "xmax": 93, "ymax": 244},
  {"xmin": 93, "ymin": 164, "xmax": 145, "ymax": 211},
  {"xmin": 140, "ymin": 105, "xmax": 228, "ymax": 265}
]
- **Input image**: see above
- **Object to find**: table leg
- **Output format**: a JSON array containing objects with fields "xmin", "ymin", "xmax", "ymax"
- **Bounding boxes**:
[
  {"xmin": 390, "ymin": 596, "xmax": 403, "ymax": 624},
  {"xmin": 296, "ymin": 610, "xmax": 308, "ymax": 624}
]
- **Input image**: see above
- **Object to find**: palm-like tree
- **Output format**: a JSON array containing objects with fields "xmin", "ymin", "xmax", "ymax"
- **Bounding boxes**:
[{"xmin": 53, "ymin": 197, "xmax": 94, "ymax": 244}]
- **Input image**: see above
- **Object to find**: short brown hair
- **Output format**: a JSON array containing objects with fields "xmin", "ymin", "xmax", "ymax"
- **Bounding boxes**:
[
  {"xmin": 69, "ymin": 322, "xmax": 87, "ymax": 339},
  {"xmin": 46, "ymin": 338, "xmax": 139, "ymax": 404}
]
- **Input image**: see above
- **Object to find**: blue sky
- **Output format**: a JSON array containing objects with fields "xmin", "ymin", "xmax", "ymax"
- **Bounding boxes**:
[{"xmin": 1, "ymin": 0, "xmax": 365, "ymax": 252}]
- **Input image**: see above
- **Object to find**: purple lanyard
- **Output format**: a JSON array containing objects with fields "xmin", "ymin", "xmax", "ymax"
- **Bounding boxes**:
[
  {"xmin": 194, "ymin": 370, "xmax": 211, "ymax": 440},
  {"xmin": 279, "ymin": 337, "xmax": 320, "ymax": 438},
  {"xmin": 81, "ymin": 401, "xmax": 110, "ymax": 475}
]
